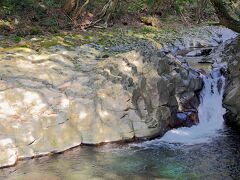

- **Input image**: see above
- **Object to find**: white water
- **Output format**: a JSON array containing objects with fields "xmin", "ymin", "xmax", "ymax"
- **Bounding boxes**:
[
  {"xmin": 160, "ymin": 69, "xmax": 226, "ymax": 144},
  {"xmin": 129, "ymin": 28, "xmax": 236, "ymax": 147},
  {"xmin": 129, "ymin": 69, "xmax": 226, "ymax": 148}
]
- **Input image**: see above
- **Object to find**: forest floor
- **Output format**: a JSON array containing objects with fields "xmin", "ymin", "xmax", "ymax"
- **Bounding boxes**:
[
  {"xmin": 0, "ymin": 0, "xmax": 218, "ymax": 51},
  {"xmin": 0, "ymin": 23, "xmax": 218, "ymax": 58},
  {"xmin": 0, "ymin": 13, "xmax": 218, "ymax": 53}
]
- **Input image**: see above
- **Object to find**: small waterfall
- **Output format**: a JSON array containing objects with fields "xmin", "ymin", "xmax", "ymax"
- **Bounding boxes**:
[{"xmin": 160, "ymin": 69, "xmax": 226, "ymax": 144}]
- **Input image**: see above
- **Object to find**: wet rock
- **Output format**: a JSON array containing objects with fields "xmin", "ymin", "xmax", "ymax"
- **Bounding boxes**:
[{"xmin": 176, "ymin": 111, "xmax": 199, "ymax": 127}]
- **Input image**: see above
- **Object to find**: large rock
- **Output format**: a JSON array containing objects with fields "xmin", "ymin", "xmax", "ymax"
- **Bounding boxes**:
[
  {"xmin": 222, "ymin": 37, "xmax": 240, "ymax": 126},
  {"xmin": 0, "ymin": 44, "xmax": 202, "ymax": 167}
]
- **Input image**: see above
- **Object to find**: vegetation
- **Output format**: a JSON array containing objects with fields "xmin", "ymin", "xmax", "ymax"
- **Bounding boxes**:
[
  {"xmin": 210, "ymin": 0, "xmax": 240, "ymax": 32},
  {"xmin": 0, "ymin": 0, "xmax": 239, "ymax": 37}
]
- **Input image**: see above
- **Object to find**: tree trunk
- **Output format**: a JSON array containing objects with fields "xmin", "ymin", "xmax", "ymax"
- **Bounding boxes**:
[{"xmin": 210, "ymin": 0, "xmax": 240, "ymax": 33}]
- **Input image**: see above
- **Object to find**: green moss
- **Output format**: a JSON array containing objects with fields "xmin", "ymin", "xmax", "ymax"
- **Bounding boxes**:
[
  {"xmin": 72, "ymin": 34, "xmax": 84, "ymax": 40},
  {"xmin": 40, "ymin": 35, "xmax": 77, "ymax": 48},
  {"xmin": 0, "ymin": 24, "xmax": 211, "ymax": 56},
  {"xmin": 0, "ymin": 46, "xmax": 32, "ymax": 53},
  {"xmin": 40, "ymin": 40, "xmax": 60, "ymax": 48},
  {"xmin": 85, "ymin": 35, "xmax": 94, "ymax": 40},
  {"xmin": 139, "ymin": 26, "xmax": 158, "ymax": 34},
  {"xmin": 13, "ymin": 36, "xmax": 22, "ymax": 43}
]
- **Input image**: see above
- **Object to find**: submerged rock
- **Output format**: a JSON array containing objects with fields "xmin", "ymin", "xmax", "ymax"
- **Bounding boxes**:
[{"xmin": 176, "ymin": 111, "xmax": 199, "ymax": 127}]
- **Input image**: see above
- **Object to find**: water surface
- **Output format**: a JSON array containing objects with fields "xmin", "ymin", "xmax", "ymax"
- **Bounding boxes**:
[{"xmin": 0, "ymin": 126, "xmax": 240, "ymax": 180}]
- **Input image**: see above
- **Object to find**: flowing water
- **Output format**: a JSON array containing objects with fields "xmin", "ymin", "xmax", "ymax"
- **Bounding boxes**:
[
  {"xmin": 1, "ymin": 69, "xmax": 240, "ymax": 180},
  {"xmin": 160, "ymin": 69, "xmax": 226, "ymax": 144}
]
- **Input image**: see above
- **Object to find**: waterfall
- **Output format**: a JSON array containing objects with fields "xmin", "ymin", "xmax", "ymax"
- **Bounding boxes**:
[{"xmin": 160, "ymin": 69, "xmax": 226, "ymax": 144}]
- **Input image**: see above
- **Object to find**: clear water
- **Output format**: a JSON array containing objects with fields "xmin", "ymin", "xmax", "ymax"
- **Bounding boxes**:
[
  {"xmin": 0, "ymin": 128, "xmax": 240, "ymax": 180},
  {"xmin": 1, "ymin": 70, "xmax": 240, "ymax": 180}
]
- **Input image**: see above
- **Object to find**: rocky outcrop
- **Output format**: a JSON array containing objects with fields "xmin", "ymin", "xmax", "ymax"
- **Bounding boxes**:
[
  {"xmin": 222, "ymin": 37, "xmax": 240, "ymax": 126},
  {"xmin": 0, "ymin": 43, "xmax": 202, "ymax": 167},
  {"xmin": 0, "ymin": 26, "xmax": 238, "ymax": 168}
]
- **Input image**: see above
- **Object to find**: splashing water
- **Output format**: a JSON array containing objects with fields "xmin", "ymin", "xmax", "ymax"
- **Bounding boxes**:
[
  {"xmin": 159, "ymin": 69, "xmax": 226, "ymax": 144},
  {"xmin": 129, "ymin": 69, "xmax": 226, "ymax": 149}
]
